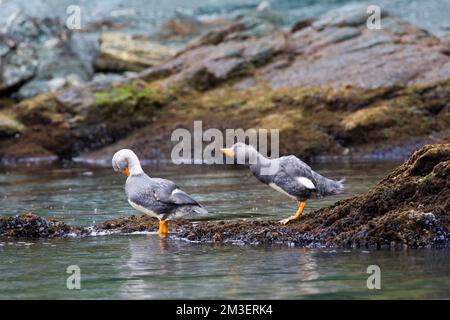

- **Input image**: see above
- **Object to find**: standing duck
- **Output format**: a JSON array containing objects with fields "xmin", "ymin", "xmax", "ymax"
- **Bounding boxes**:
[
  {"xmin": 221, "ymin": 143, "xmax": 344, "ymax": 224},
  {"xmin": 112, "ymin": 149, "xmax": 208, "ymax": 237}
]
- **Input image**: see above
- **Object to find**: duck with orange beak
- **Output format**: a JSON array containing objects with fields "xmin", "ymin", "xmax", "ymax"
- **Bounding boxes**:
[
  {"xmin": 112, "ymin": 149, "xmax": 208, "ymax": 237},
  {"xmin": 221, "ymin": 143, "xmax": 345, "ymax": 224}
]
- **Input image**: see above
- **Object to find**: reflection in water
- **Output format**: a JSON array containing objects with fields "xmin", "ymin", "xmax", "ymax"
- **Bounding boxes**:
[
  {"xmin": 296, "ymin": 248, "xmax": 321, "ymax": 296},
  {"xmin": 226, "ymin": 264, "xmax": 240, "ymax": 299},
  {"xmin": 0, "ymin": 235, "xmax": 449, "ymax": 299}
]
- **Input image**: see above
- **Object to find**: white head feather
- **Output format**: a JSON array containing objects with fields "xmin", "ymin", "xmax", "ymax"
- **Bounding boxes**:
[{"xmin": 112, "ymin": 149, "xmax": 144, "ymax": 176}]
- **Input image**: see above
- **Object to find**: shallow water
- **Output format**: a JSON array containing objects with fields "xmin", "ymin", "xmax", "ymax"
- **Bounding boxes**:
[{"xmin": 1, "ymin": 161, "xmax": 450, "ymax": 299}]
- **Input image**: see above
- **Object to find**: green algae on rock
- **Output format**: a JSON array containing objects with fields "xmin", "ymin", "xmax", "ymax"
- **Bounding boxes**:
[
  {"xmin": 0, "ymin": 112, "xmax": 24, "ymax": 137},
  {"xmin": 0, "ymin": 81, "xmax": 174, "ymax": 162}
]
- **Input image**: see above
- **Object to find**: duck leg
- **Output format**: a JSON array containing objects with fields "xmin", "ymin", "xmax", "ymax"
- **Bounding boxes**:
[
  {"xmin": 279, "ymin": 202, "xmax": 306, "ymax": 225},
  {"xmin": 158, "ymin": 220, "xmax": 169, "ymax": 238}
]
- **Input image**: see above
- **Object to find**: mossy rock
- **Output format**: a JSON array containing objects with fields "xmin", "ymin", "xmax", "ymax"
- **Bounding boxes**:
[
  {"xmin": 0, "ymin": 112, "xmax": 24, "ymax": 137},
  {"xmin": 410, "ymin": 144, "xmax": 450, "ymax": 176},
  {"xmin": 13, "ymin": 93, "xmax": 64, "ymax": 125},
  {"xmin": 93, "ymin": 82, "xmax": 174, "ymax": 120}
]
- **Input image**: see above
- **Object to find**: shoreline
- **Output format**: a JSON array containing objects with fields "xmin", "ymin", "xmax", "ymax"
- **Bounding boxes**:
[
  {"xmin": 0, "ymin": 144, "xmax": 419, "ymax": 167},
  {"xmin": 0, "ymin": 212, "xmax": 448, "ymax": 249}
]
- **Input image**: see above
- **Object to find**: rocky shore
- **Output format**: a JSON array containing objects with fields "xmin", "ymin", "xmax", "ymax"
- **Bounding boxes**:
[
  {"xmin": 1, "ymin": 144, "xmax": 448, "ymax": 248},
  {"xmin": 1, "ymin": 5, "xmax": 450, "ymax": 163}
]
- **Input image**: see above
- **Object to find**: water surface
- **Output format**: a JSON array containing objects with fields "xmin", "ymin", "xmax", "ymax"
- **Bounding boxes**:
[{"xmin": 1, "ymin": 161, "xmax": 449, "ymax": 299}]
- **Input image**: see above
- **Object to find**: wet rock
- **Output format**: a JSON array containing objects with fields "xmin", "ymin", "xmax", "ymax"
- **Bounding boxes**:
[
  {"xmin": 94, "ymin": 32, "xmax": 176, "ymax": 72},
  {"xmin": 0, "ymin": 213, "xmax": 74, "ymax": 238}
]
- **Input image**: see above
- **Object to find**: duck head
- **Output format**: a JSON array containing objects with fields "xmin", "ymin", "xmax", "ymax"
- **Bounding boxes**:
[
  {"xmin": 220, "ymin": 143, "xmax": 259, "ymax": 165},
  {"xmin": 112, "ymin": 149, "xmax": 144, "ymax": 177}
]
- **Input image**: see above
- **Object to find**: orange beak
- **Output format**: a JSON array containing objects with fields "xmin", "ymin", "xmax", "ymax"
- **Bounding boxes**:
[
  {"xmin": 220, "ymin": 148, "xmax": 235, "ymax": 157},
  {"xmin": 123, "ymin": 168, "xmax": 130, "ymax": 177}
]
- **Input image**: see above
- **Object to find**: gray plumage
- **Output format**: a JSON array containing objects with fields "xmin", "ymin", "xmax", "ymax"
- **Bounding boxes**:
[
  {"xmin": 126, "ymin": 175, "xmax": 207, "ymax": 220},
  {"xmin": 112, "ymin": 149, "xmax": 208, "ymax": 221},
  {"xmin": 226, "ymin": 143, "xmax": 344, "ymax": 201}
]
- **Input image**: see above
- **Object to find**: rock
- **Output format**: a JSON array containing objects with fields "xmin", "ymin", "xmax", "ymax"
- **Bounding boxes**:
[
  {"xmin": 0, "ymin": 39, "xmax": 38, "ymax": 92},
  {"xmin": 94, "ymin": 32, "xmax": 176, "ymax": 72},
  {"xmin": 0, "ymin": 12, "xmax": 96, "ymax": 99},
  {"xmin": 0, "ymin": 111, "xmax": 24, "ymax": 137},
  {"xmin": 290, "ymin": 18, "xmax": 314, "ymax": 33},
  {"xmin": 189, "ymin": 58, "xmax": 251, "ymax": 90},
  {"xmin": 158, "ymin": 12, "xmax": 206, "ymax": 40},
  {"xmin": 312, "ymin": 3, "xmax": 388, "ymax": 30},
  {"xmin": 311, "ymin": 27, "xmax": 362, "ymax": 47},
  {"xmin": 148, "ymin": 5, "xmax": 448, "ymax": 91},
  {"xmin": 183, "ymin": 13, "xmax": 279, "ymax": 52},
  {"xmin": 80, "ymin": 79, "xmax": 450, "ymax": 163},
  {"xmin": 0, "ymin": 213, "xmax": 74, "ymax": 238}
]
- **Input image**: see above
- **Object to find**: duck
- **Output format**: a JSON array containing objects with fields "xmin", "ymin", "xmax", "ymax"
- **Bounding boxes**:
[
  {"xmin": 220, "ymin": 143, "xmax": 344, "ymax": 224},
  {"xmin": 112, "ymin": 149, "xmax": 208, "ymax": 237}
]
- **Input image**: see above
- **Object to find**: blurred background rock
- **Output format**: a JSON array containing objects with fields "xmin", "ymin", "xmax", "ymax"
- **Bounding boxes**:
[{"xmin": 0, "ymin": 0, "xmax": 449, "ymax": 163}]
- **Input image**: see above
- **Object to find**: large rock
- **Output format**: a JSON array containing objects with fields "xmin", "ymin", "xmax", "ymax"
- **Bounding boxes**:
[
  {"xmin": 0, "ymin": 12, "xmax": 97, "ymax": 99},
  {"xmin": 140, "ymin": 14, "xmax": 284, "ymax": 88},
  {"xmin": 95, "ymin": 32, "xmax": 176, "ymax": 72},
  {"xmin": 140, "ymin": 4, "xmax": 450, "ymax": 90},
  {"xmin": 0, "ymin": 36, "xmax": 38, "ymax": 92}
]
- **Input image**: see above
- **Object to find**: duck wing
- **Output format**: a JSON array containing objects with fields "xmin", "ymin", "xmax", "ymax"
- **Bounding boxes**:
[
  {"xmin": 150, "ymin": 178, "xmax": 201, "ymax": 206},
  {"xmin": 278, "ymin": 156, "xmax": 344, "ymax": 196},
  {"xmin": 266, "ymin": 156, "xmax": 317, "ymax": 198},
  {"xmin": 277, "ymin": 156, "xmax": 316, "ymax": 187}
]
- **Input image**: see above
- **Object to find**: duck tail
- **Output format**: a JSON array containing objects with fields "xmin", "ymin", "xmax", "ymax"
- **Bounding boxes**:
[
  {"xmin": 193, "ymin": 205, "xmax": 209, "ymax": 215},
  {"xmin": 332, "ymin": 177, "xmax": 345, "ymax": 194}
]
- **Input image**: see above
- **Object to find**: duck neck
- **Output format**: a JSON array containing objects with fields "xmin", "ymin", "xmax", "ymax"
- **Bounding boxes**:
[
  {"xmin": 128, "ymin": 156, "xmax": 144, "ymax": 176},
  {"xmin": 249, "ymin": 152, "xmax": 271, "ymax": 175}
]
